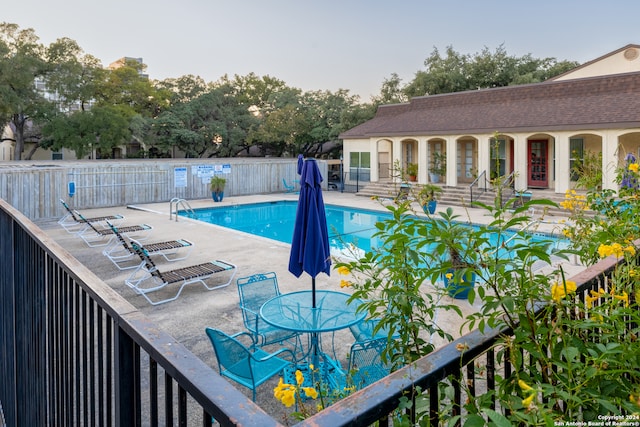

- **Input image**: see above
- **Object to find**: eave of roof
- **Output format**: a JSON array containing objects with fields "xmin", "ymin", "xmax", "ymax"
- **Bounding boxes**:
[{"xmin": 340, "ymin": 71, "xmax": 640, "ymax": 139}]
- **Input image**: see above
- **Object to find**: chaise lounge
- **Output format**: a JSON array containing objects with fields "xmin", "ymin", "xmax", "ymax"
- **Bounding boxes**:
[
  {"xmin": 58, "ymin": 199, "xmax": 124, "ymax": 233},
  {"xmin": 125, "ymin": 239, "xmax": 236, "ymax": 305},
  {"xmin": 102, "ymin": 221, "xmax": 194, "ymax": 270},
  {"xmin": 75, "ymin": 212, "xmax": 152, "ymax": 248}
]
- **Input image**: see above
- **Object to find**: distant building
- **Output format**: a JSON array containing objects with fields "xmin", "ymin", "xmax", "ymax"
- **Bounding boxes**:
[
  {"xmin": 108, "ymin": 57, "xmax": 149, "ymax": 79},
  {"xmin": 339, "ymin": 44, "xmax": 640, "ymax": 194}
]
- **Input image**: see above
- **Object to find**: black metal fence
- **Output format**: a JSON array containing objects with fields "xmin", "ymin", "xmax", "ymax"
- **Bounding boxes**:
[
  {"xmin": 0, "ymin": 199, "xmax": 280, "ymax": 427},
  {"xmin": 297, "ymin": 257, "xmax": 623, "ymax": 427},
  {"xmin": 0, "ymin": 195, "xmax": 627, "ymax": 426}
]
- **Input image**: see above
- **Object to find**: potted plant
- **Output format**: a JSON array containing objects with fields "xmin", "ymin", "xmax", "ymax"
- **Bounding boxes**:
[
  {"xmin": 443, "ymin": 248, "xmax": 476, "ymax": 299},
  {"xmin": 209, "ymin": 175, "xmax": 226, "ymax": 202},
  {"xmin": 429, "ymin": 152, "xmax": 446, "ymax": 183},
  {"xmin": 417, "ymin": 184, "xmax": 443, "ymax": 214},
  {"xmin": 430, "ymin": 208, "xmax": 477, "ymax": 299},
  {"xmin": 405, "ymin": 163, "xmax": 418, "ymax": 182}
]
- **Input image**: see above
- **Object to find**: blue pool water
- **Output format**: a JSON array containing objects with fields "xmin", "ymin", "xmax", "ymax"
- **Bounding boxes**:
[{"xmin": 180, "ymin": 201, "xmax": 565, "ymax": 256}]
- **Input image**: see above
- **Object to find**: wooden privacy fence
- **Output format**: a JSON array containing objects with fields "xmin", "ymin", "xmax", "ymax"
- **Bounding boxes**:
[{"xmin": 0, "ymin": 158, "xmax": 325, "ymax": 220}]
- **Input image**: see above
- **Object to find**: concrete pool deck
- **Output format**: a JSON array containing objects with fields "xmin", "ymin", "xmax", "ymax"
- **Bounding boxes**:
[{"xmin": 35, "ymin": 191, "xmax": 583, "ymax": 416}]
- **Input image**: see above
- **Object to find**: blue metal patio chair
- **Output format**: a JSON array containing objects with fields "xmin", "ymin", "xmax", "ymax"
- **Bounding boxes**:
[
  {"xmin": 205, "ymin": 327, "xmax": 294, "ymax": 401},
  {"xmin": 282, "ymin": 178, "xmax": 296, "ymax": 193},
  {"xmin": 236, "ymin": 272, "xmax": 302, "ymax": 351},
  {"xmin": 333, "ymin": 337, "xmax": 392, "ymax": 391},
  {"xmin": 349, "ymin": 305, "xmax": 400, "ymax": 343}
]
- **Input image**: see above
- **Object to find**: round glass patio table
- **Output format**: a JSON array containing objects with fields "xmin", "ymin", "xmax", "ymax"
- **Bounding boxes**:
[
  {"xmin": 259, "ymin": 290, "xmax": 364, "ymax": 334},
  {"xmin": 260, "ymin": 290, "xmax": 365, "ymax": 389}
]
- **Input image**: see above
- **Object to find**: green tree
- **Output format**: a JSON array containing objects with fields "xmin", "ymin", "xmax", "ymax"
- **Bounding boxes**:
[
  {"xmin": 0, "ymin": 22, "xmax": 50, "ymax": 160},
  {"xmin": 371, "ymin": 72, "xmax": 409, "ymax": 105},
  {"xmin": 44, "ymin": 37, "xmax": 104, "ymax": 112},
  {"xmin": 155, "ymin": 74, "xmax": 210, "ymax": 105},
  {"xmin": 42, "ymin": 105, "xmax": 131, "ymax": 159},
  {"xmin": 404, "ymin": 44, "xmax": 579, "ymax": 97},
  {"xmin": 94, "ymin": 58, "xmax": 170, "ymax": 118},
  {"xmin": 149, "ymin": 83, "xmax": 257, "ymax": 158}
]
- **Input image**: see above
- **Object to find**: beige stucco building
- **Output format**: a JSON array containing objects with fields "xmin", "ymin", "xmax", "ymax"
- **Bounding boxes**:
[{"xmin": 339, "ymin": 44, "xmax": 640, "ymax": 194}]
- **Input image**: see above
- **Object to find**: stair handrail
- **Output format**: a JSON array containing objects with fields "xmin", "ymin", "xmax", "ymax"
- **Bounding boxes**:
[
  {"xmin": 496, "ymin": 172, "xmax": 517, "ymax": 206},
  {"xmin": 169, "ymin": 198, "xmax": 195, "ymax": 222},
  {"xmin": 469, "ymin": 170, "xmax": 488, "ymax": 202}
]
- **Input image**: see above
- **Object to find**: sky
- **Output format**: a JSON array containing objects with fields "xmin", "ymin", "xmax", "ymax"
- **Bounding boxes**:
[{"xmin": 3, "ymin": 0, "xmax": 639, "ymax": 101}]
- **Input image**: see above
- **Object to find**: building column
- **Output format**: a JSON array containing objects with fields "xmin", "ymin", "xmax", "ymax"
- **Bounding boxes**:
[
  {"xmin": 477, "ymin": 134, "xmax": 491, "ymax": 183},
  {"xmin": 392, "ymin": 138, "xmax": 402, "ymax": 182},
  {"xmin": 369, "ymin": 138, "xmax": 379, "ymax": 182},
  {"xmin": 445, "ymin": 137, "xmax": 457, "ymax": 186},
  {"xmin": 417, "ymin": 137, "xmax": 427, "ymax": 184},
  {"xmin": 601, "ymin": 131, "xmax": 618, "ymax": 190},
  {"xmin": 513, "ymin": 134, "xmax": 528, "ymax": 191},
  {"xmin": 554, "ymin": 132, "xmax": 572, "ymax": 194}
]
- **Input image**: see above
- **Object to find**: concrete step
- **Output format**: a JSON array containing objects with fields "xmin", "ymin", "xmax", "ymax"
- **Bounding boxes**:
[{"xmin": 356, "ymin": 182, "xmax": 572, "ymax": 218}]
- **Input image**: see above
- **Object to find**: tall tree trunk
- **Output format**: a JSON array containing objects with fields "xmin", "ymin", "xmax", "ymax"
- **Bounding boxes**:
[{"xmin": 11, "ymin": 113, "xmax": 25, "ymax": 161}]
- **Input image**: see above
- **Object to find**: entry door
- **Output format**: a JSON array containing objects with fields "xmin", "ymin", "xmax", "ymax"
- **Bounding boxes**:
[
  {"xmin": 378, "ymin": 152, "xmax": 390, "ymax": 178},
  {"xmin": 528, "ymin": 140, "xmax": 548, "ymax": 188},
  {"xmin": 457, "ymin": 141, "xmax": 476, "ymax": 183}
]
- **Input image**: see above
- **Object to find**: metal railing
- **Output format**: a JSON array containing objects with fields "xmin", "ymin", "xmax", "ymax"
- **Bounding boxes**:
[
  {"xmin": 469, "ymin": 170, "xmax": 488, "ymax": 202},
  {"xmin": 0, "ymin": 198, "xmax": 279, "ymax": 427},
  {"xmin": 169, "ymin": 197, "xmax": 195, "ymax": 222},
  {"xmin": 0, "ymin": 194, "xmax": 632, "ymax": 426},
  {"xmin": 297, "ymin": 255, "xmax": 624, "ymax": 427}
]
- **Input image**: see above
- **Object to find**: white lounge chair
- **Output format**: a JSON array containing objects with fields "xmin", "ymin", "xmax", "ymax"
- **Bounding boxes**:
[
  {"xmin": 102, "ymin": 221, "xmax": 193, "ymax": 270},
  {"xmin": 58, "ymin": 199, "xmax": 124, "ymax": 233},
  {"xmin": 125, "ymin": 239, "xmax": 236, "ymax": 305},
  {"xmin": 75, "ymin": 212, "xmax": 152, "ymax": 247}
]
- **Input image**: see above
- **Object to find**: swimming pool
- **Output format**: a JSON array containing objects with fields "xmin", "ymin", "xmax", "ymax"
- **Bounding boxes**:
[
  {"xmin": 180, "ymin": 201, "xmax": 381, "ymax": 253},
  {"xmin": 179, "ymin": 201, "xmax": 565, "ymax": 256}
]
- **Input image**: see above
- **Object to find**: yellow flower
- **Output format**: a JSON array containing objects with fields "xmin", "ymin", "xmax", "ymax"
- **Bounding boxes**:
[
  {"xmin": 629, "ymin": 163, "xmax": 639, "ymax": 173},
  {"xmin": 585, "ymin": 294, "xmax": 599, "ymax": 309},
  {"xmin": 274, "ymin": 377, "xmax": 296, "ymax": 404},
  {"xmin": 522, "ymin": 393, "xmax": 535, "ymax": 407},
  {"xmin": 337, "ymin": 265, "xmax": 350, "ymax": 275},
  {"xmin": 613, "ymin": 291, "xmax": 629, "ymax": 307},
  {"xmin": 295, "ymin": 369, "xmax": 305, "ymax": 386},
  {"xmin": 625, "ymin": 245, "xmax": 637, "ymax": 256},
  {"xmin": 551, "ymin": 280, "xmax": 577, "ymax": 301},
  {"xmin": 598, "ymin": 243, "xmax": 624, "ymax": 258},
  {"xmin": 340, "ymin": 279, "xmax": 352, "ymax": 288},
  {"xmin": 612, "ymin": 243, "xmax": 624, "ymax": 257},
  {"xmin": 281, "ymin": 389, "xmax": 296, "ymax": 407},
  {"xmin": 598, "ymin": 244, "xmax": 609, "ymax": 258},
  {"xmin": 518, "ymin": 379, "xmax": 533, "ymax": 392},
  {"xmin": 274, "ymin": 378, "xmax": 285, "ymax": 399},
  {"xmin": 302, "ymin": 387, "xmax": 318, "ymax": 399},
  {"xmin": 445, "ymin": 273, "xmax": 453, "ymax": 280}
]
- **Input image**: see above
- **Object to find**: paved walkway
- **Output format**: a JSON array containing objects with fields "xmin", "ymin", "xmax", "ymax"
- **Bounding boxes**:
[{"xmin": 36, "ymin": 191, "xmax": 584, "ymax": 418}]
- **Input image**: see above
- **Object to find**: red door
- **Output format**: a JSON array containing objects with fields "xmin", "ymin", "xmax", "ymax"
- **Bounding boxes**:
[{"xmin": 528, "ymin": 140, "xmax": 548, "ymax": 188}]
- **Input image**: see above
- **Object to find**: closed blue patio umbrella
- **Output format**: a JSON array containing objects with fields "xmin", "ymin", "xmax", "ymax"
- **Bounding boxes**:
[{"xmin": 288, "ymin": 157, "xmax": 331, "ymax": 308}]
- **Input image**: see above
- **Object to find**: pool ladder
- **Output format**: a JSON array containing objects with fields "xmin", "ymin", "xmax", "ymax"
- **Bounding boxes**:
[{"xmin": 169, "ymin": 198, "xmax": 195, "ymax": 222}]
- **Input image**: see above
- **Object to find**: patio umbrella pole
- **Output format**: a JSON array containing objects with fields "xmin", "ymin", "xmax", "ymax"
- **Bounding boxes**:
[{"xmin": 312, "ymin": 277, "xmax": 316, "ymax": 308}]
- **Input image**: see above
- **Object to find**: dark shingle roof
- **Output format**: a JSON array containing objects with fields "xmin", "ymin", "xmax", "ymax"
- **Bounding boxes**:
[{"xmin": 340, "ymin": 72, "xmax": 640, "ymax": 139}]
